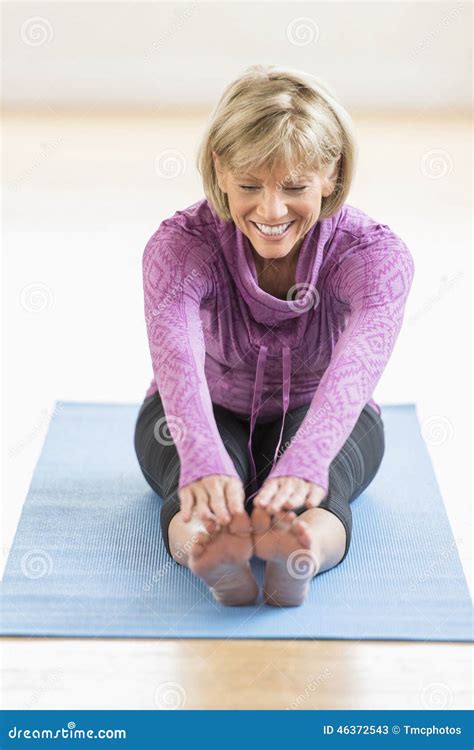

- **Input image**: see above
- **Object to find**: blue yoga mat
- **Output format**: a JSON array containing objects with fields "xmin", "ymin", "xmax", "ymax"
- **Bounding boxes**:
[{"xmin": 0, "ymin": 401, "xmax": 472, "ymax": 641}]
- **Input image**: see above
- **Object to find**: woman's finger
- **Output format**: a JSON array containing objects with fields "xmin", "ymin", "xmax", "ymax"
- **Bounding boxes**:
[
  {"xmin": 224, "ymin": 479, "xmax": 246, "ymax": 516},
  {"xmin": 278, "ymin": 482, "xmax": 308, "ymax": 511},
  {"xmin": 267, "ymin": 479, "xmax": 298, "ymax": 512},
  {"xmin": 194, "ymin": 484, "xmax": 217, "ymax": 523},
  {"xmin": 179, "ymin": 487, "xmax": 195, "ymax": 522},
  {"xmin": 254, "ymin": 479, "xmax": 279, "ymax": 507},
  {"xmin": 208, "ymin": 481, "xmax": 232, "ymax": 525},
  {"xmin": 306, "ymin": 484, "xmax": 326, "ymax": 508}
]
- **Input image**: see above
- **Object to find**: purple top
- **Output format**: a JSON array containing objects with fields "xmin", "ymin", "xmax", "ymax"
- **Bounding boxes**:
[{"xmin": 142, "ymin": 198, "xmax": 415, "ymax": 496}]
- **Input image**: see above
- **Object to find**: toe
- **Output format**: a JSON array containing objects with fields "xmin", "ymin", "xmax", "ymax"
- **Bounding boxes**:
[
  {"xmin": 203, "ymin": 518, "xmax": 220, "ymax": 535},
  {"xmin": 272, "ymin": 509, "xmax": 297, "ymax": 528},
  {"xmin": 191, "ymin": 542, "xmax": 206, "ymax": 559},
  {"xmin": 292, "ymin": 519, "xmax": 312, "ymax": 547},
  {"xmin": 194, "ymin": 530, "xmax": 211, "ymax": 546},
  {"xmin": 229, "ymin": 510, "xmax": 252, "ymax": 536},
  {"xmin": 251, "ymin": 506, "xmax": 272, "ymax": 534}
]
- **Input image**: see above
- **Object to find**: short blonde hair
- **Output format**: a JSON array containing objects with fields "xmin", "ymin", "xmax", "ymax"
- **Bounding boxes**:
[{"xmin": 196, "ymin": 63, "xmax": 358, "ymax": 223}]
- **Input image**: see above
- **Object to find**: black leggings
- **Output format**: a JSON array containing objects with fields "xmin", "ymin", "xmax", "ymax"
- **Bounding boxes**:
[{"xmin": 133, "ymin": 390, "xmax": 385, "ymax": 564}]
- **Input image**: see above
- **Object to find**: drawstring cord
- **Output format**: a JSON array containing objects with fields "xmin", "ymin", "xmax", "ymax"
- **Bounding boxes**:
[{"xmin": 246, "ymin": 344, "xmax": 291, "ymax": 502}]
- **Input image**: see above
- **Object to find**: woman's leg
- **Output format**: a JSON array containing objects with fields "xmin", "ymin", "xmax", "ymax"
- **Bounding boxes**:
[
  {"xmin": 134, "ymin": 391, "xmax": 258, "ymax": 604},
  {"xmin": 251, "ymin": 403, "xmax": 385, "ymax": 606}
]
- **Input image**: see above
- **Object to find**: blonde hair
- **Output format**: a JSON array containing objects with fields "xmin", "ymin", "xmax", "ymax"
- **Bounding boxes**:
[{"xmin": 196, "ymin": 63, "xmax": 358, "ymax": 222}]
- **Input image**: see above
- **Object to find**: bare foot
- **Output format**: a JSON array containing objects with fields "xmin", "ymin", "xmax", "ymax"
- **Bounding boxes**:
[
  {"xmin": 251, "ymin": 506, "xmax": 320, "ymax": 607},
  {"xmin": 188, "ymin": 511, "xmax": 258, "ymax": 606}
]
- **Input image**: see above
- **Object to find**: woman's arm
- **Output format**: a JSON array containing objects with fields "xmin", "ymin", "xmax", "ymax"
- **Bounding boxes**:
[
  {"xmin": 264, "ymin": 232, "xmax": 415, "ymax": 495},
  {"xmin": 142, "ymin": 225, "xmax": 241, "ymax": 491}
]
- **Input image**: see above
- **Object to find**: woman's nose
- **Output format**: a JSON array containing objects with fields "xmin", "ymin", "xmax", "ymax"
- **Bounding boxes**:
[{"xmin": 256, "ymin": 190, "xmax": 289, "ymax": 221}]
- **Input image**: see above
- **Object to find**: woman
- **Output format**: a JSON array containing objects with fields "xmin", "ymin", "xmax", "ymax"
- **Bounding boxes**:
[{"xmin": 134, "ymin": 64, "xmax": 415, "ymax": 608}]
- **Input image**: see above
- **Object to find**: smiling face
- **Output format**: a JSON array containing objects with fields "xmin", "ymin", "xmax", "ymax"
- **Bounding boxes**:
[{"xmin": 213, "ymin": 154, "xmax": 338, "ymax": 269}]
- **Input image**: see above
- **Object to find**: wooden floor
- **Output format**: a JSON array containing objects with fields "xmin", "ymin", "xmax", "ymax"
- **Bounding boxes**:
[
  {"xmin": 2, "ymin": 110, "xmax": 472, "ymax": 710},
  {"xmin": 1, "ymin": 638, "xmax": 471, "ymax": 710}
]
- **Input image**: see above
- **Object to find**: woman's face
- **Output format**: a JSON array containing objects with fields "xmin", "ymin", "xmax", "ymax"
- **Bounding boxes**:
[{"xmin": 214, "ymin": 155, "xmax": 337, "ymax": 264}]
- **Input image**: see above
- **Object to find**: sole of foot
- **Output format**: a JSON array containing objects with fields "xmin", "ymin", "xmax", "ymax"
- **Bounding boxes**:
[
  {"xmin": 188, "ymin": 510, "xmax": 259, "ymax": 606},
  {"xmin": 251, "ymin": 505, "xmax": 320, "ymax": 607}
]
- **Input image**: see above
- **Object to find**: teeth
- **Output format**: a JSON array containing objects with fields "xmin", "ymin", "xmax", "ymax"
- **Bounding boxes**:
[{"xmin": 255, "ymin": 221, "xmax": 291, "ymax": 236}]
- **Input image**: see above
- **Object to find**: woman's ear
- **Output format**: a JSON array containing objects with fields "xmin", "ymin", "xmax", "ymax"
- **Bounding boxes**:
[
  {"xmin": 321, "ymin": 155, "xmax": 340, "ymax": 197},
  {"xmin": 212, "ymin": 151, "xmax": 221, "ymax": 173},
  {"xmin": 212, "ymin": 152, "xmax": 226, "ymax": 192}
]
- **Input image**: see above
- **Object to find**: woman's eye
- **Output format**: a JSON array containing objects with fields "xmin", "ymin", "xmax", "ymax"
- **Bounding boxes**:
[{"xmin": 239, "ymin": 185, "xmax": 307, "ymax": 192}]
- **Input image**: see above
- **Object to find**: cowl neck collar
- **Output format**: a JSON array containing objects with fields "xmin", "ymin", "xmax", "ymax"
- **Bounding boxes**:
[{"xmin": 218, "ymin": 213, "xmax": 341, "ymax": 326}]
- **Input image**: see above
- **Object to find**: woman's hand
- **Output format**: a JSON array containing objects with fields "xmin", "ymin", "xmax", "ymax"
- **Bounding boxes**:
[
  {"xmin": 179, "ymin": 475, "xmax": 246, "ymax": 525},
  {"xmin": 253, "ymin": 477, "xmax": 327, "ymax": 514}
]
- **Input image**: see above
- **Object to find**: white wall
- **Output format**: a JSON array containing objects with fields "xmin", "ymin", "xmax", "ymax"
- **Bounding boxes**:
[{"xmin": 2, "ymin": 0, "xmax": 471, "ymax": 112}]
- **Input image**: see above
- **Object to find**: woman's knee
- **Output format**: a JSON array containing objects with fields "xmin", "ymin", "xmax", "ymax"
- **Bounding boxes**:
[
  {"xmin": 360, "ymin": 407, "xmax": 386, "ymax": 475},
  {"xmin": 160, "ymin": 496, "xmax": 182, "ymax": 556},
  {"xmin": 311, "ymin": 502, "xmax": 351, "ymax": 571}
]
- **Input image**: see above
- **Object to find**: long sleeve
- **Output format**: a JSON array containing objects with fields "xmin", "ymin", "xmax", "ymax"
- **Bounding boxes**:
[
  {"xmin": 266, "ymin": 234, "xmax": 415, "ymax": 493},
  {"xmin": 142, "ymin": 226, "xmax": 241, "ymax": 490}
]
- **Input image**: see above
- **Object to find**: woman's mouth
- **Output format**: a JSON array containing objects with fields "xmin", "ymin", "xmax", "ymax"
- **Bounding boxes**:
[{"xmin": 250, "ymin": 220, "xmax": 295, "ymax": 240}]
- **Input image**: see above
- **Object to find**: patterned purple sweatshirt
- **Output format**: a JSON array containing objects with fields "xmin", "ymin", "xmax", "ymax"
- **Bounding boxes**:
[{"xmin": 142, "ymin": 198, "xmax": 414, "ymax": 497}]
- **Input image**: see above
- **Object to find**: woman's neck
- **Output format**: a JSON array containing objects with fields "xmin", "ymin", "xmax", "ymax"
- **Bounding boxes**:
[{"xmin": 251, "ymin": 237, "xmax": 302, "ymax": 276}]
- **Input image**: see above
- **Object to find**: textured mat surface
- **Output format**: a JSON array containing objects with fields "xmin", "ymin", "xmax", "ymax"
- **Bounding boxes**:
[{"xmin": 0, "ymin": 401, "xmax": 472, "ymax": 640}]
